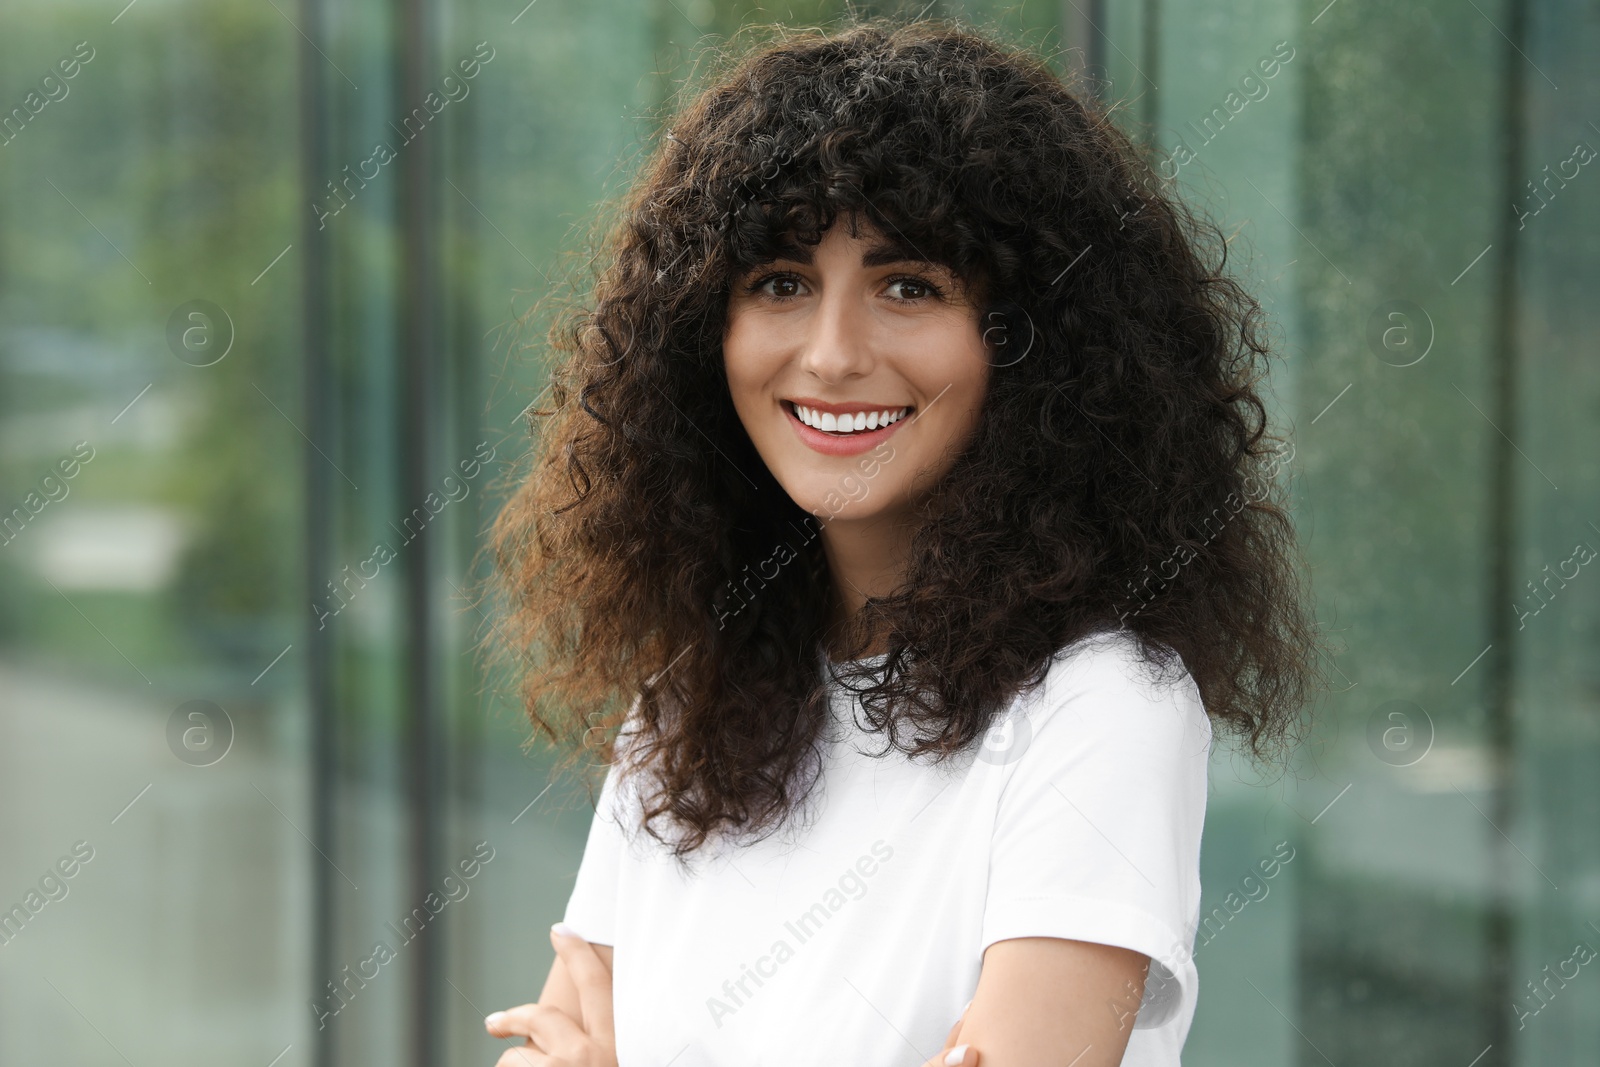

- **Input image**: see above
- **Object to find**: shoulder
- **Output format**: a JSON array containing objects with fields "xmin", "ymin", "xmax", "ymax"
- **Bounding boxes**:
[
  {"xmin": 1006, "ymin": 627, "xmax": 1213, "ymax": 770},
  {"xmin": 591, "ymin": 696, "xmax": 651, "ymax": 828}
]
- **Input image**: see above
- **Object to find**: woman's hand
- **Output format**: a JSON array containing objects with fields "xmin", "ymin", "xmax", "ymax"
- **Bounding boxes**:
[
  {"xmin": 921, "ymin": 1000, "xmax": 979, "ymax": 1067},
  {"xmin": 484, "ymin": 924, "xmax": 617, "ymax": 1067}
]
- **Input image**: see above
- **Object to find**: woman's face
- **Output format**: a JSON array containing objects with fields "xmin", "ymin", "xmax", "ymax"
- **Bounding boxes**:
[{"xmin": 722, "ymin": 217, "xmax": 991, "ymax": 526}]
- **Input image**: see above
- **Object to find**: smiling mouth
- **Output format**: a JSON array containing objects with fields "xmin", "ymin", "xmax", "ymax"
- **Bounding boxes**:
[{"xmin": 783, "ymin": 400, "xmax": 915, "ymax": 435}]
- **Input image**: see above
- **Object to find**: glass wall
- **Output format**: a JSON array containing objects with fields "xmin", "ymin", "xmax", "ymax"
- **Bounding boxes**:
[
  {"xmin": 1, "ymin": 1, "xmax": 1594, "ymax": 1065},
  {"xmin": 1116, "ymin": 1, "xmax": 1598, "ymax": 1064},
  {"xmin": 0, "ymin": 4, "xmax": 313, "ymax": 1066}
]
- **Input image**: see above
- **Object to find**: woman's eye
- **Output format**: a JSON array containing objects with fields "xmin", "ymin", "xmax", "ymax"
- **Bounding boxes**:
[
  {"xmin": 741, "ymin": 272, "xmax": 942, "ymax": 302},
  {"xmin": 744, "ymin": 272, "xmax": 804, "ymax": 299},
  {"xmin": 887, "ymin": 276, "xmax": 941, "ymax": 301},
  {"xmin": 765, "ymin": 275, "xmax": 803, "ymax": 298}
]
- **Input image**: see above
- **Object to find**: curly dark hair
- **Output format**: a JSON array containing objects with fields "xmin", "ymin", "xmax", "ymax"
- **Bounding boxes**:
[{"xmin": 479, "ymin": 15, "xmax": 1330, "ymax": 863}]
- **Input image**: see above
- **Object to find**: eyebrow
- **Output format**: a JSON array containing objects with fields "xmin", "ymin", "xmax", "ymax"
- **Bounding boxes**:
[{"xmin": 763, "ymin": 234, "xmax": 941, "ymax": 270}]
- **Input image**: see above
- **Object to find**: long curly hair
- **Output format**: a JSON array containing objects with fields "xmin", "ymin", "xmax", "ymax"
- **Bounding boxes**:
[{"xmin": 479, "ymin": 15, "xmax": 1330, "ymax": 862}]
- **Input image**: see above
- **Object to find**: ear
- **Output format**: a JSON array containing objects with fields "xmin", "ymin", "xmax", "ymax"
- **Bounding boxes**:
[{"xmin": 979, "ymin": 302, "xmax": 1036, "ymax": 368}]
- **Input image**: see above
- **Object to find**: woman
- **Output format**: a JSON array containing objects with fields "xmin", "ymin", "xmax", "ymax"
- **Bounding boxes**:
[{"xmin": 479, "ymin": 16, "xmax": 1325, "ymax": 1067}]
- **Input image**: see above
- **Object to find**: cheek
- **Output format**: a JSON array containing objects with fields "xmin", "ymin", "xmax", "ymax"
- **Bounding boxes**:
[
  {"xmin": 721, "ymin": 335, "xmax": 754, "ymax": 409},
  {"xmin": 721, "ymin": 317, "xmax": 771, "ymax": 401},
  {"xmin": 919, "ymin": 322, "xmax": 990, "ymax": 428},
  {"xmin": 723, "ymin": 321, "xmax": 752, "ymax": 388},
  {"xmin": 938, "ymin": 372, "xmax": 990, "ymax": 459},
  {"xmin": 723, "ymin": 317, "xmax": 800, "ymax": 439}
]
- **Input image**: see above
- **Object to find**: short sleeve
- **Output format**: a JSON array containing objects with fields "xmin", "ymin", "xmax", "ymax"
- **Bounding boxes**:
[
  {"xmin": 980, "ymin": 633, "xmax": 1212, "ymax": 1031},
  {"xmin": 560, "ymin": 702, "xmax": 644, "ymax": 946}
]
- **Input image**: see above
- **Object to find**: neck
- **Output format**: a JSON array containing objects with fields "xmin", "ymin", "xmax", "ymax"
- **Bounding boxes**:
[{"xmin": 819, "ymin": 505, "xmax": 917, "ymax": 659}]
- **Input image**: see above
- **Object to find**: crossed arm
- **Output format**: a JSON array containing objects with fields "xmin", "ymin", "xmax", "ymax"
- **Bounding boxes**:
[
  {"xmin": 535, "ymin": 945, "xmax": 610, "ymax": 1030},
  {"xmin": 524, "ymin": 935, "xmax": 1150, "ymax": 1066}
]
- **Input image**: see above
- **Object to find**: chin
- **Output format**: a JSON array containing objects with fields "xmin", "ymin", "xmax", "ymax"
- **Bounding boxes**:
[
  {"xmin": 757, "ymin": 443, "xmax": 915, "ymax": 524},
  {"xmin": 788, "ymin": 483, "xmax": 896, "ymax": 525}
]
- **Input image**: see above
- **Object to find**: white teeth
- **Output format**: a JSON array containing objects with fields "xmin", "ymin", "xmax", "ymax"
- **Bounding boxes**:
[{"xmin": 793, "ymin": 404, "xmax": 910, "ymax": 434}]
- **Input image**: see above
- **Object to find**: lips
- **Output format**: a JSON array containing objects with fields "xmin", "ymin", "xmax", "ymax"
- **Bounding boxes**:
[{"xmin": 782, "ymin": 399, "xmax": 912, "ymax": 457}]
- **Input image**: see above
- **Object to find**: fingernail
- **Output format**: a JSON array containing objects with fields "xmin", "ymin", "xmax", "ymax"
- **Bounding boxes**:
[
  {"xmin": 484, "ymin": 1011, "xmax": 505, "ymax": 1030},
  {"xmin": 961, "ymin": 998, "xmax": 972, "ymax": 1014},
  {"xmin": 551, "ymin": 921, "xmax": 579, "ymax": 939},
  {"xmin": 944, "ymin": 1045, "xmax": 970, "ymax": 1066}
]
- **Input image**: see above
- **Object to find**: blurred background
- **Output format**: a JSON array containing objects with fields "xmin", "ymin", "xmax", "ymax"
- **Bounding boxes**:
[{"xmin": 1, "ymin": 0, "xmax": 1596, "ymax": 1065}]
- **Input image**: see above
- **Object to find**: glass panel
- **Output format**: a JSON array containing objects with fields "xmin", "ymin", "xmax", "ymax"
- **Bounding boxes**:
[
  {"xmin": 0, "ymin": 5, "xmax": 311, "ymax": 1067},
  {"xmin": 1510, "ymin": 0, "xmax": 1600, "ymax": 1061},
  {"xmin": 1091, "ymin": 0, "xmax": 1600, "ymax": 1064},
  {"xmin": 309, "ymin": 0, "xmax": 411, "ymax": 1060}
]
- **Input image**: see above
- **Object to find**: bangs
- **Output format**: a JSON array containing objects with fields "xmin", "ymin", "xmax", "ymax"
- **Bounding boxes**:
[{"xmin": 718, "ymin": 181, "xmax": 988, "ymax": 305}]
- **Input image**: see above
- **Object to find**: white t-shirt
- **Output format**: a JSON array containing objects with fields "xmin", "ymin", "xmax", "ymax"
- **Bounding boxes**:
[{"xmin": 562, "ymin": 628, "xmax": 1213, "ymax": 1066}]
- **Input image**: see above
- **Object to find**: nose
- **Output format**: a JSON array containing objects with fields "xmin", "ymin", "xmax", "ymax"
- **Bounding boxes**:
[{"xmin": 795, "ymin": 283, "xmax": 875, "ymax": 385}]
